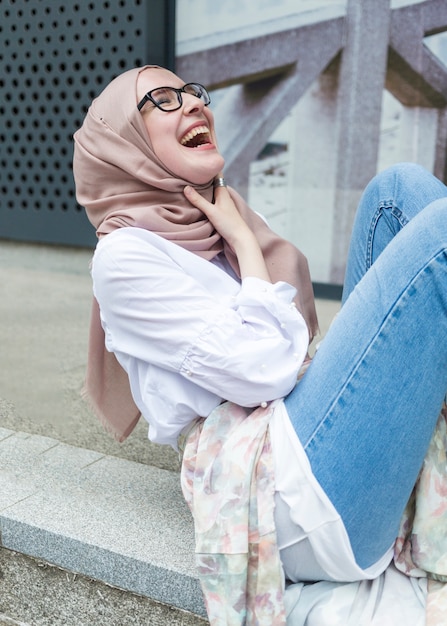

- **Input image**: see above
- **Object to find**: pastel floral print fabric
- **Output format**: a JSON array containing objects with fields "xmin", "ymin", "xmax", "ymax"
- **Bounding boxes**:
[{"xmin": 180, "ymin": 400, "xmax": 286, "ymax": 625}]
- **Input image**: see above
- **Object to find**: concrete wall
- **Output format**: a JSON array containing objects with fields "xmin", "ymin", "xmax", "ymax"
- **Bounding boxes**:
[{"xmin": 176, "ymin": 0, "xmax": 447, "ymax": 285}]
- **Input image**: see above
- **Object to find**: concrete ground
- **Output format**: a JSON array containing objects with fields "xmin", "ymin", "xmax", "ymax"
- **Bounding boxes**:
[{"xmin": 0, "ymin": 239, "xmax": 340, "ymax": 469}]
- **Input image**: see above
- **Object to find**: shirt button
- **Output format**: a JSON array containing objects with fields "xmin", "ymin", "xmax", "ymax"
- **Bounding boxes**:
[
  {"xmin": 280, "ymin": 323, "xmax": 286, "ymax": 329},
  {"xmin": 290, "ymin": 302, "xmax": 296, "ymax": 309},
  {"xmin": 185, "ymin": 370, "xmax": 193, "ymax": 377},
  {"xmin": 261, "ymin": 401, "xmax": 267, "ymax": 408}
]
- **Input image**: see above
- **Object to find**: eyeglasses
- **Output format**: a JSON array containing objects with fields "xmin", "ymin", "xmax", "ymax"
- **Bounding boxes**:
[{"xmin": 137, "ymin": 82, "xmax": 211, "ymax": 112}]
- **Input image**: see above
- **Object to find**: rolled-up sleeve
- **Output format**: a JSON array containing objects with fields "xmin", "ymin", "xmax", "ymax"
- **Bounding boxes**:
[
  {"xmin": 181, "ymin": 277, "xmax": 308, "ymax": 405},
  {"xmin": 92, "ymin": 229, "xmax": 309, "ymax": 408}
]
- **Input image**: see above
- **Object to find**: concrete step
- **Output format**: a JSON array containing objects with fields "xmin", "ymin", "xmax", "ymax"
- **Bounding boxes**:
[
  {"xmin": 0, "ymin": 427, "xmax": 207, "ymax": 623},
  {"xmin": 0, "ymin": 547, "xmax": 207, "ymax": 626}
]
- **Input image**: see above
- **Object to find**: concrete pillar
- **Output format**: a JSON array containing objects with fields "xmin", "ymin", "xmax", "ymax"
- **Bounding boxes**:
[
  {"xmin": 330, "ymin": 0, "xmax": 391, "ymax": 284},
  {"xmin": 434, "ymin": 107, "xmax": 447, "ymax": 182}
]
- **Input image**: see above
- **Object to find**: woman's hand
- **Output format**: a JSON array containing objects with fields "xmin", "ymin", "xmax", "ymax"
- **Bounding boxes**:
[
  {"xmin": 184, "ymin": 181, "xmax": 272, "ymax": 283},
  {"xmin": 183, "ymin": 183, "xmax": 253, "ymax": 251}
]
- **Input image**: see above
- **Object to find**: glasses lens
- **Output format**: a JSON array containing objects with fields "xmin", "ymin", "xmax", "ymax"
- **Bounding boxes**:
[
  {"xmin": 150, "ymin": 87, "xmax": 180, "ymax": 111},
  {"xmin": 184, "ymin": 83, "xmax": 210, "ymax": 105}
]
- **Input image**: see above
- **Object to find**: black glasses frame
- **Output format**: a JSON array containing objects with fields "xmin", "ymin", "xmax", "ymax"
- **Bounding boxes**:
[{"xmin": 137, "ymin": 82, "xmax": 211, "ymax": 112}]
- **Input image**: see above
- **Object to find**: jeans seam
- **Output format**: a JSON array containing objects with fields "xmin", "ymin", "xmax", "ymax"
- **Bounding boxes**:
[{"xmin": 365, "ymin": 201, "xmax": 409, "ymax": 272}]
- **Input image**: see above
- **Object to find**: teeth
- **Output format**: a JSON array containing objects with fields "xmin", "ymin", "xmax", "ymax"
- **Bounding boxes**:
[{"xmin": 180, "ymin": 125, "xmax": 210, "ymax": 146}]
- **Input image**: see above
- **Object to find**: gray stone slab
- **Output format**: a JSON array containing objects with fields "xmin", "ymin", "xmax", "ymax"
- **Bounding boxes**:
[
  {"xmin": 0, "ymin": 432, "xmax": 205, "ymax": 617},
  {"xmin": 0, "ymin": 472, "xmax": 36, "ymax": 512},
  {"xmin": 0, "ymin": 547, "xmax": 208, "ymax": 626}
]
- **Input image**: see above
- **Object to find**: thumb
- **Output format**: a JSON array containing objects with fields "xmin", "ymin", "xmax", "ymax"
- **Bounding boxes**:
[{"xmin": 183, "ymin": 185, "xmax": 210, "ymax": 213}]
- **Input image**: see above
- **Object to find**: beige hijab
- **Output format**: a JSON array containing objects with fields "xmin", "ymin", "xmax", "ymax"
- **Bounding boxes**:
[{"xmin": 73, "ymin": 65, "xmax": 318, "ymax": 441}]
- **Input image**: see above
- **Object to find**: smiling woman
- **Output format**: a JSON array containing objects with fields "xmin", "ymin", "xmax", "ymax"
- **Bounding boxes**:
[
  {"xmin": 136, "ymin": 67, "xmax": 224, "ymax": 184},
  {"xmin": 73, "ymin": 65, "xmax": 447, "ymax": 624},
  {"xmin": 72, "ymin": 64, "xmax": 317, "ymax": 435}
]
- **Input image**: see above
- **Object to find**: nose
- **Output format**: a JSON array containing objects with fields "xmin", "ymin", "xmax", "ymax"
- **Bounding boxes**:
[{"xmin": 182, "ymin": 93, "xmax": 204, "ymax": 115}]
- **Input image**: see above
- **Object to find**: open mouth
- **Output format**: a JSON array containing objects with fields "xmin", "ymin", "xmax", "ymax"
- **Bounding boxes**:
[{"xmin": 180, "ymin": 125, "xmax": 212, "ymax": 148}]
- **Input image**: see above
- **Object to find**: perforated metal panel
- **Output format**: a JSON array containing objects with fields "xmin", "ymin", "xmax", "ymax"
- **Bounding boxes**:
[{"xmin": 0, "ymin": 0, "xmax": 175, "ymax": 247}]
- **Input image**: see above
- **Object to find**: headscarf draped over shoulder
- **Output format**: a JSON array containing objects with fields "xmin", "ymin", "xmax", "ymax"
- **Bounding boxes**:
[{"xmin": 73, "ymin": 65, "xmax": 318, "ymax": 441}]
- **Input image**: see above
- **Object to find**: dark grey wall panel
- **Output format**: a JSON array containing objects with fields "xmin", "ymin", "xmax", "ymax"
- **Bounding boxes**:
[{"xmin": 0, "ymin": 0, "xmax": 175, "ymax": 248}]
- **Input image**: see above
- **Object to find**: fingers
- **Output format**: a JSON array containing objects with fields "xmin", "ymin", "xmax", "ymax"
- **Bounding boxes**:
[
  {"xmin": 184, "ymin": 181, "xmax": 249, "ymax": 246},
  {"xmin": 183, "ymin": 185, "xmax": 210, "ymax": 211},
  {"xmin": 183, "ymin": 183, "xmax": 229, "ymax": 212},
  {"xmin": 213, "ymin": 183, "xmax": 229, "ymax": 200}
]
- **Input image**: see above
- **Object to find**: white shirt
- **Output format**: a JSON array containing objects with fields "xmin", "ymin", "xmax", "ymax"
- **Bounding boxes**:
[
  {"xmin": 91, "ymin": 226, "xmax": 392, "ymax": 582},
  {"xmin": 91, "ymin": 226, "xmax": 309, "ymax": 446}
]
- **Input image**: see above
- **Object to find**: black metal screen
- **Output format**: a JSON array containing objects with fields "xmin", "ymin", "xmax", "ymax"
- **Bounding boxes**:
[{"xmin": 0, "ymin": 0, "xmax": 175, "ymax": 247}]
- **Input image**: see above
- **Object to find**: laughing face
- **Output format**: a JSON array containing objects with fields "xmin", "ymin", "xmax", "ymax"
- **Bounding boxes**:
[{"xmin": 136, "ymin": 68, "xmax": 225, "ymax": 185}]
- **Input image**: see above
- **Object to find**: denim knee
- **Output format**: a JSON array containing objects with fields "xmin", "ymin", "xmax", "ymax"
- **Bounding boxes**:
[{"xmin": 344, "ymin": 163, "xmax": 447, "ymax": 302}]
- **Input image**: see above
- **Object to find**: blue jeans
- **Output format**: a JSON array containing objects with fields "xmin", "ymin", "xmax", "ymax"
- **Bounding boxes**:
[{"xmin": 284, "ymin": 162, "xmax": 447, "ymax": 569}]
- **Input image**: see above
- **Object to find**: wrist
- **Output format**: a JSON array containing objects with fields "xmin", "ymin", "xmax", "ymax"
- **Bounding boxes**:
[
  {"xmin": 230, "ymin": 229, "xmax": 259, "ymax": 255},
  {"xmin": 234, "ymin": 235, "xmax": 271, "ymax": 283}
]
